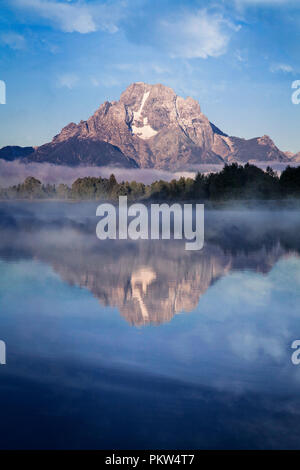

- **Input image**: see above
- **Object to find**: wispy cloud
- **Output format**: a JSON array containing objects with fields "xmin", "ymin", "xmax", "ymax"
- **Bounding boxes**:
[
  {"xmin": 159, "ymin": 9, "xmax": 241, "ymax": 59},
  {"xmin": 270, "ymin": 63, "xmax": 294, "ymax": 73},
  {"xmin": 11, "ymin": 0, "xmax": 123, "ymax": 34},
  {"xmin": 57, "ymin": 73, "xmax": 79, "ymax": 89},
  {"xmin": 0, "ymin": 32, "xmax": 26, "ymax": 49}
]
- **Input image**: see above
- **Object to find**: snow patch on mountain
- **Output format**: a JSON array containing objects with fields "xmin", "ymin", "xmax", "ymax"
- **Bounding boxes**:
[{"xmin": 131, "ymin": 90, "xmax": 158, "ymax": 140}]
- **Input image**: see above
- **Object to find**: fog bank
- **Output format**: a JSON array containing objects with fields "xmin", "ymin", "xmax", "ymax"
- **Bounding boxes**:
[{"xmin": 0, "ymin": 160, "xmax": 297, "ymax": 187}]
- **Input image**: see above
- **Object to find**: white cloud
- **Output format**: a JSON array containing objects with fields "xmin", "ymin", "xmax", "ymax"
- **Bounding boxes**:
[
  {"xmin": 57, "ymin": 73, "xmax": 79, "ymax": 89},
  {"xmin": 270, "ymin": 63, "xmax": 294, "ymax": 73},
  {"xmin": 12, "ymin": 0, "xmax": 122, "ymax": 34},
  {"xmin": 1, "ymin": 32, "xmax": 26, "ymax": 49},
  {"xmin": 160, "ymin": 9, "xmax": 241, "ymax": 59}
]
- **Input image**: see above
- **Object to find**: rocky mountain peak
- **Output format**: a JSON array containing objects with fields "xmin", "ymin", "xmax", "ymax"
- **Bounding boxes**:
[
  {"xmin": 0, "ymin": 82, "xmax": 292, "ymax": 169},
  {"xmin": 258, "ymin": 135, "xmax": 276, "ymax": 147}
]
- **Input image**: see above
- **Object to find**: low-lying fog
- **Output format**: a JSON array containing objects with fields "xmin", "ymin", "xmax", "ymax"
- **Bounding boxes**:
[{"xmin": 0, "ymin": 160, "xmax": 298, "ymax": 187}]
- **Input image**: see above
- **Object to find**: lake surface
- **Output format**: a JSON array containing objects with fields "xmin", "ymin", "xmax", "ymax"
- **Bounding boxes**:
[{"xmin": 1, "ymin": 201, "xmax": 300, "ymax": 449}]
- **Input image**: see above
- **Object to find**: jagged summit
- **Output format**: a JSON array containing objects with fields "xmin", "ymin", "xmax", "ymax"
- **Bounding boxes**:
[{"xmin": 0, "ymin": 82, "xmax": 290, "ymax": 169}]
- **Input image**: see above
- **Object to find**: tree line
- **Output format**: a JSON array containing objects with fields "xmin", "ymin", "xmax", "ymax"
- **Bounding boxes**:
[{"xmin": 1, "ymin": 163, "xmax": 300, "ymax": 201}]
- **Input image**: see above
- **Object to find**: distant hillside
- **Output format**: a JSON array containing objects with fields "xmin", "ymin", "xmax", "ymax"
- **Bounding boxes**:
[{"xmin": 0, "ymin": 146, "xmax": 34, "ymax": 161}]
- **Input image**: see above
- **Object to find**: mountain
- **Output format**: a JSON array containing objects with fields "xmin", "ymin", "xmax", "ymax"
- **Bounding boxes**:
[
  {"xmin": 0, "ymin": 146, "xmax": 34, "ymax": 161},
  {"xmin": 0, "ymin": 82, "xmax": 291, "ymax": 170},
  {"xmin": 283, "ymin": 151, "xmax": 300, "ymax": 163},
  {"xmin": 292, "ymin": 152, "xmax": 300, "ymax": 163},
  {"xmin": 213, "ymin": 135, "xmax": 288, "ymax": 163},
  {"xmin": 30, "ymin": 134, "xmax": 138, "ymax": 168}
]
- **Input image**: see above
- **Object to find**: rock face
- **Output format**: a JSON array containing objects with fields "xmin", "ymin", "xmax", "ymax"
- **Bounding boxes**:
[
  {"xmin": 283, "ymin": 151, "xmax": 300, "ymax": 163},
  {"xmin": 31, "ymin": 135, "xmax": 138, "ymax": 168},
  {"xmin": 292, "ymin": 152, "xmax": 300, "ymax": 163},
  {"xmin": 0, "ymin": 82, "xmax": 292, "ymax": 169},
  {"xmin": 213, "ymin": 135, "xmax": 288, "ymax": 163}
]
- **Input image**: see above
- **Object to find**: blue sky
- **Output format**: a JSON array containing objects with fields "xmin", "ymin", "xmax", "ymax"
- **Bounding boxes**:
[{"xmin": 0, "ymin": 0, "xmax": 300, "ymax": 152}]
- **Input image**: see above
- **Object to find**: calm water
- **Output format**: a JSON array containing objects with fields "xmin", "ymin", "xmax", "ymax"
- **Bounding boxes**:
[{"xmin": 1, "ymin": 201, "xmax": 300, "ymax": 449}]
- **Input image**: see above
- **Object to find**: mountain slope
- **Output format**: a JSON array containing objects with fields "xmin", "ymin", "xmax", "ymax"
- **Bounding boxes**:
[
  {"xmin": 0, "ymin": 146, "xmax": 34, "ymax": 161},
  {"xmin": 31, "ymin": 134, "xmax": 138, "ymax": 168},
  {"xmin": 292, "ymin": 152, "xmax": 300, "ymax": 163}
]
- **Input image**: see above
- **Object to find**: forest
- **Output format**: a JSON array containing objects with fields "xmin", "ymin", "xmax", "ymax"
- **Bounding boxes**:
[{"xmin": 1, "ymin": 163, "xmax": 300, "ymax": 201}]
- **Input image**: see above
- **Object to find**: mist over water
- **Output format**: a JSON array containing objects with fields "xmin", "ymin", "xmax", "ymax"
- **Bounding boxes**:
[{"xmin": 1, "ymin": 202, "xmax": 300, "ymax": 449}]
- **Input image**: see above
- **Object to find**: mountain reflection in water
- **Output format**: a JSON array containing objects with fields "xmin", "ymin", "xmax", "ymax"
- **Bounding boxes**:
[{"xmin": 0, "ymin": 202, "xmax": 299, "ymax": 326}]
